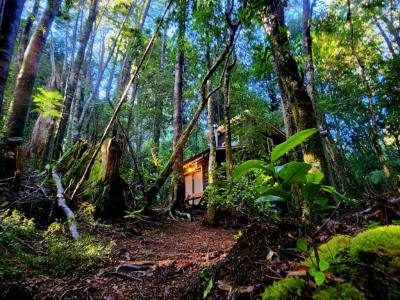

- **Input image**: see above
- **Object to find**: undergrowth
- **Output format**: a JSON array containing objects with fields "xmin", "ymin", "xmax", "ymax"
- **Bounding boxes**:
[
  {"xmin": 262, "ymin": 225, "xmax": 400, "ymax": 299},
  {"xmin": 0, "ymin": 207, "xmax": 113, "ymax": 282}
]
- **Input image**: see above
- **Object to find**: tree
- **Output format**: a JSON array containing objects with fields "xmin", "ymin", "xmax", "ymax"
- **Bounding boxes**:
[
  {"xmin": 169, "ymin": 0, "xmax": 187, "ymax": 212},
  {"xmin": 144, "ymin": 13, "xmax": 240, "ymax": 205},
  {"xmin": 53, "ymin": 0, "xmax": 99, "ymax": 159},
  {"xmin": 0, "ymin": 0, "xmax": 26, "ymax": 114},
  {"xmin": 260, "ymin": 0, "xmax": 328, "ymax": 175},
  {"xmin": 346, "ymin": 0, "xmax": 392, "ymax": 180},
  {"xmin": 5, "ymin": 0, "xmax": 63, "ymax": 140},
  {"xmin": 16, "ymin": 0, "xmax": 40, "ymax": 73}
]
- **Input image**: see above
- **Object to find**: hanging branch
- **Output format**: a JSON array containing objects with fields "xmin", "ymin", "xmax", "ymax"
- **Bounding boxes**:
[{"xmin": 70, "ymin": 0, "xmax": 174, "ymax": 201}]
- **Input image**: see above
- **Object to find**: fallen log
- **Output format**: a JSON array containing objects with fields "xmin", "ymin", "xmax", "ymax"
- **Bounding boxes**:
[{"xmin": 51, "ymin": 169, "xmax": 79, "ymax": 240}]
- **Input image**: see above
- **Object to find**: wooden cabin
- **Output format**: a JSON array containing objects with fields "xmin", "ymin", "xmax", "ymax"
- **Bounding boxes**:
[{"xmin": 183, "ymin": 119, "xmax": 286, "ymax": 204}]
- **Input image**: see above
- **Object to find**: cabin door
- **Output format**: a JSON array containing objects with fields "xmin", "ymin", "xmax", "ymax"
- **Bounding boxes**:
[{"xmin": 184, "ymin": 169, "xmax": 203, "ymax": 198}]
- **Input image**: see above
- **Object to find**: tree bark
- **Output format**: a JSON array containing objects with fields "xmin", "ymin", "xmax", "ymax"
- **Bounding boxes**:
[
  {"xmin": 16, "ymin": 0, "xmax": 39, "ymax": 73},
  {"xmin": 5, "ymin": 0, "xmax": 63, "ymax": 140},
  {"xmin": 0, "ymin": 0, "xmax": 26, "ymax": 114},
  {"xmin": 169, "ymin": 0, "xmax": 187, "ymax": 212},
  {"xmin": 260, "ymin": 2, "xmax": 328, "ymax": 174},
  {"xmin": 53, "ymin": 0, "xmax": 99, "ymax": 159}
]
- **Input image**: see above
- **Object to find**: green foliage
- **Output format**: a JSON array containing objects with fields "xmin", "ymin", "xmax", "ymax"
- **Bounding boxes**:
[
  {"xmin": 232, "ymin": 129, "xmax": 345, "ymax": 218},
  {"xmin": 198, "ymin": 267, "xmax": 214, "ymax": 299},
  {"xmin": 32, "ymin": 87, "xmax": 63, "ymax": 118},
  {"xmin": 262, "ymin": 277, "xmax": 306, "ymax": 300},
  {"xmin": 366, "ymin": 170, "xmax": 388, "ymax": 185},
  {"xmin": 0, "ymin": 209, "xmax": 113, "ymax": 280},
  {"xmin": 312, "ymin": 283, "xmax": 365, "ymax": 300}
]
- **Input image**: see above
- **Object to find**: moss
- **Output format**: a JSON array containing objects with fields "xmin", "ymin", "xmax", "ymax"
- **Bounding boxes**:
[
  {"xmin": 349, "ymin": 225, "xmax": 400, "ymax": 258},
  {"xmin": 312, "ymin": 283, "xmax": 365, "ymax": 300},
  {"xmin": 303, "ymin": 235, "xmax": 352, "ymax": 267},
  {"xmin": 262, "ymin": 277, "xmax": 306, "ymax": 300}
]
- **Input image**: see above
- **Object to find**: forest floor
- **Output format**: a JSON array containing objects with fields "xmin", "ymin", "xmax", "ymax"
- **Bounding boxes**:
[{"xmin": 32, "ymin": 217, "xmax": 237, "ymax": 299}]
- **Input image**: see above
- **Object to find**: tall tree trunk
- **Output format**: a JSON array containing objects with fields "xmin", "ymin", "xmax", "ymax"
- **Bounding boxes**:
[
  {"xmin": 16, "ymin": 0, "xmax": 39, "ymax": 73},
  {"xmin": 151, "ymin": 27, "xmax": 168, "ymax": 173},
  {"xmin": 169, "ymin": 0, "xmax": 186, "ymax": 212},
  {"xmin": 5, "ymin": 0, "xmax": 63, "ymax": 140},
  {"xmin": 77, "ymin": 2, "xmax": 132, "ymax": 137},
  {"xmin": 206, "ymin": 43, "xmax": 217, "ymax": 187},
  {"xmin": 69, "ymin": 24, "xmax": 98, "ymax": 145},
  {"xmin": 0, "ymin": 0, "xmax": 26, "ymax": 114},
  {"xmin": 224, "ymin": 57, "xmax": 235, "ymax": 181},
  {"xmin": 26, "ymin": 32, "xmax": 61, "ymax": 163},
  {"xmin": 347, "ymin": 0, "xmax": 392, "ymax": 180},
  {"xmin": 260, "ymin": 1, "xmax": 328, "ymax": 175},
  {"xmin": 53, "ymin": 0, "xmax": 99, "ymax": 159},
  {"xmin": 302, "ymin": 0, "xmax": 347, "ymax": 193}
]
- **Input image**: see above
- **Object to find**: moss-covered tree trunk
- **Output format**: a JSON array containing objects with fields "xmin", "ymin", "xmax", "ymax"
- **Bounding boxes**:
[{"xmin": 56, "ymin": 139, "xmax": 128, "ymax": 218}]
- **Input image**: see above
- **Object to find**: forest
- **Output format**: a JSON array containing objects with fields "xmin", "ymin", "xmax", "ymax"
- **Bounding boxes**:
[{"xmin": 0, "ymin": 0, "xmax": 399, "ymax": 298}]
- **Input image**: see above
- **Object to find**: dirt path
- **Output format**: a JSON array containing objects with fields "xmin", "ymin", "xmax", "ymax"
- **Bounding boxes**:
[{"xmin": 36, "ymin": 218, "xmax": 235, "ymax": 299}]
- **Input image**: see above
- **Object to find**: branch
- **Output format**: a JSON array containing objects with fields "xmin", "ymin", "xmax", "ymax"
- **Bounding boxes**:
[{"xmin": 52, "ymin": 169, "xmax": 79, "ymax": 240}]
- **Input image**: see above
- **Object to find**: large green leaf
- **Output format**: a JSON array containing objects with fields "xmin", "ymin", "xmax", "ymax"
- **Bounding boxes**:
[
  {"xmin": 259, "ymin": 186, "xmax": 291, "ymax": 200},
  {"xmin": 270, "ymin": 128, "xmax": 319, "ymax": 163},
  {"xmin": 233, "ymin": 160, "xmax": 266, "ymax": 178},
  {"xmin": 277, "ymin": 161, "xmax": 311, "ymax": 184},
  {"xmin": 256, "ymin": 195, "xmax": 286, "ymax": 203}
]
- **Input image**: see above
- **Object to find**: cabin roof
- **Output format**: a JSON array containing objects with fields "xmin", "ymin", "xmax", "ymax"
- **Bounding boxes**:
[{"xmin": 183, "ymin": 147, "xmax": 226, "ymax": 166}]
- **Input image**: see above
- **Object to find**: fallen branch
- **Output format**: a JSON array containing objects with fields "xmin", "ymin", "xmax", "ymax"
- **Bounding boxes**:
[
  {"xmin": 51, "ymin": 169, "xmax": 79, "ymax": 240},
  {"xmin": 103, "ymin": 271, "xmax": 142, "ymax": 281}
]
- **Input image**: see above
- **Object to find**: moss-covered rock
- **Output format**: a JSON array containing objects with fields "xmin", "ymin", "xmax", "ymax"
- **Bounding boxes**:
[
  {"xmin": 262, "ymin": 277, "xmax": 306, "ymax": 300},
  {"xmin": 312, "ymin": 283, "xmax": 365, "ymax": 300},
  {"xmin": 349, "ymin": 225, "xmax": 400, "ymax": 258},
  {"xmin": 303, "ymin": 235, "xmax": 351, "ymax": 267}
]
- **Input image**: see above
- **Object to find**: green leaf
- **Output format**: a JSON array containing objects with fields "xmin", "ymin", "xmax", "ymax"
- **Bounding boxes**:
[
  {"xmin": 321, "ymin": 185, "xmax": 336, "ymax": 193},
  {"xmin": 233, "ymin": 160, "xmax": 266, "ymax": 178},
  {"xmin": 319, "ymin": 259, "xmax": 330, "ymax": 272},
  {"xmin": 260, "ymin": 186, "xmax": 291, "ymax": 200},
  {"xmin": 306, "ymin": 172, "xmax": 324, "ymax": 184},
  {"xmin": 256, "ymin": 195, "xmax": 286, "ymax": 203},
  {"xmin": 277, "ymin": 162, "xmax": 311, "ymax": 184},
  {"xmin": 203, "ymin": 278, "xmax": 213, "ymax": 299},
  {"xmin": 296, "ymin": 238, "xmax": 308, "ymax": 252},
  {"xmin": 270, "ymin": 128, "xmax": 319, "ymax": 163},
  {"xmin": 309, "ymin": 268, "xmax": 325, "ymax": 286}
]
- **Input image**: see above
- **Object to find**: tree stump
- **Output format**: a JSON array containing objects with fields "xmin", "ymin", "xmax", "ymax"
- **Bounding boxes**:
[{"xmin": 56, "ymin": 138, "xmax": 128, "ymax": 218}]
